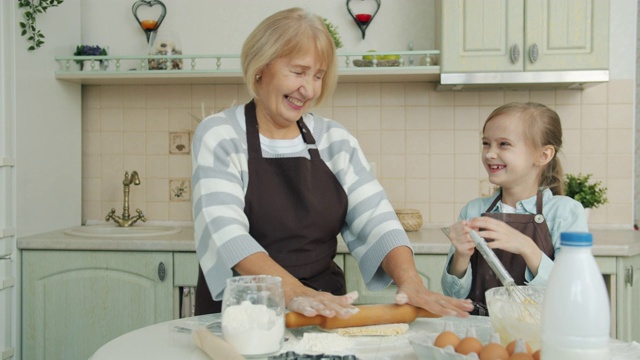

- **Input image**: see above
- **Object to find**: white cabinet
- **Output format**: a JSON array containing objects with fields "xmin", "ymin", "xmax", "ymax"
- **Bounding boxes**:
[
  {"xmin": 440, "ymin": 0, "xmax": 609, "ymax": 73},
  {"xmin": 617, "ymin": 254, "xmax": 640, "ymax": 342},
  {"xmin": 344, "ymin": 254, "xmax": 447, "ymax": 304},
  {"xmin": 22, "ymin": 251, "xmax": 173, "ymax": 360}
]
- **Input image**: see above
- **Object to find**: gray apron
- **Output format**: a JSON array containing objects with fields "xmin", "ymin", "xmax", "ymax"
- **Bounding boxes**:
[
  {"xmin": 468, "ymin": 190, "xmax": 554, "ymax": 315},
  {"xmin": 195, "ymin": 101, "xmax": 349, "ymax": 314}
]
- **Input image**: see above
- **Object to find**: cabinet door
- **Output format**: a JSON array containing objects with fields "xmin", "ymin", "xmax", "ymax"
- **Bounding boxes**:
[
  {"xmin": 616, "ymin": 254, "xmax": 640, "ymax": 342},
  {"xmin": 525, "ymin": 0, "xmax": 609, "ymax": 71},
  {"xmin": 22, "ymin": 251, "xmax": 173, "ymax": 360},
  {"xmin": 344, "ymin": 254, "xmax": 447, "ymax": 304},
  {"xmin": 441, "ymin": 0, "xmax": 524, "ymax": 72}
]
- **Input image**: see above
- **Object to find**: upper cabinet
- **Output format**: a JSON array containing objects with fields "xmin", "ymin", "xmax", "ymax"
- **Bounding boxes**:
[
  {"xmin": 439, "ymin": 0, "xmax": 609, "ymax": 87},
  {"xmin": 441, "ymin": 0, "xmax": 609, "ymax": 72}
]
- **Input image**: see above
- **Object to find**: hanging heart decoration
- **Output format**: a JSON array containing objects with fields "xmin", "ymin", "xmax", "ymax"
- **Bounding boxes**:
[
  {"xmin": 346, "ymin": 0, "xmax": 381, "ymax": 39},
  {"xmin": 132, "ymin": 0, "xmax": 167, "ymax": 43}
]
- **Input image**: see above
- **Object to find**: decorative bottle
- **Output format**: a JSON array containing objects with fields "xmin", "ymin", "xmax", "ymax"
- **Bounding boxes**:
[{"xmin": 541, "ymin": 232, "xmax": 610, "ymax": 359}]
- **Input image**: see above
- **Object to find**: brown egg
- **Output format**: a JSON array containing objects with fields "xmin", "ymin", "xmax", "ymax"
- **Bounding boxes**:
[
  {"xmin": 455, "ymin": 336, "xmax": 483, "ymax": 355},
  {"xmin": 506, "ymin": 339, "xmax": 533, "ymax": 355},
  {"xmin": 479, "ymin": 342, "xmax": 510, "ymax": 360},
  {"xmin": 433, "ymin": 331, "xmax": 460, "ymax": 348},
  {"xmin": 532, "ymin": 349, "xmax": 541, "ymax": 360},
  {"xmin": 509, "ymin": 353, "xmax": 534, "ymax": 360}
]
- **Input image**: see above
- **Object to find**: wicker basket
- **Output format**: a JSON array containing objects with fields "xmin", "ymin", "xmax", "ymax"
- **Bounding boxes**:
[{"xmin": 395, "ymin": 209, "xmax": 423, "ymax": 232}]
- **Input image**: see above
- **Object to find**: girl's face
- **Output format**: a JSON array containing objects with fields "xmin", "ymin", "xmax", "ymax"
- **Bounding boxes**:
[
  {"xmin": 482, "ymin": 114, "xmax": 543, "ymax": 197},
  {"xmin": 254, "ymin": 52, "xmax": 325, "ymax": 137}
]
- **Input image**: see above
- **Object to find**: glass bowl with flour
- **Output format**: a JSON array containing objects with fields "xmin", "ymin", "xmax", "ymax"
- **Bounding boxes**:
[{"xmin": 221, "ymin": 275, "xmax": 285, "ymax": 357}]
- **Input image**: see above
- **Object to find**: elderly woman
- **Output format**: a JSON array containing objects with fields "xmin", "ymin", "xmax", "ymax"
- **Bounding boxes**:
[{"xmin": 192, "ymin": 7, "xmax": 473, "ymax": 318}]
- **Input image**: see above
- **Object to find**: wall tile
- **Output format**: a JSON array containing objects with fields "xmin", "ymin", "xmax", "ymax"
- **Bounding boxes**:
[
  {"xmin": 357, "ymin": 107, "xmax": 381, "ymax": 131},
  {"xmin": 381, "ymin": 107, "xmax": 405, "ymax": 130},
  {"xmin": 357, "ymin": 83, "xmax": 381, "ymax": 106},
  {"xmin": 405, "ymin": 107, "xmax": 429, "ymax": 130},
  {"xmin": 82, "ymin": 82, "xmax": 636, "ymax": 226},
  {"xmin": 405, "ymin": 83, "xmax": 430, "ymax": 106},
  {"xmin": 380, "ymin": 83, "xmax": 405, "ymax": 106},
  {"xmin": 380, "ymin": 131, "xmax": 405, "ymax": 155},
  {"xmin": 122, "ymin": 85, "xmax": 146, "ymax": 109},
  {"xmin": 333, "ymin": 84, "xmax": 357, "ymax": 107},
  {"xmin": 430, "ymin": 154, "xmax": 454, "ymax": 179}
]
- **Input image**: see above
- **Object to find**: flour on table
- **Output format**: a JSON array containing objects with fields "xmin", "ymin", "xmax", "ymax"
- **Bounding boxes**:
[{"xmin": 296, "ymin": 332, "xmax": 354, "ymax": 353}]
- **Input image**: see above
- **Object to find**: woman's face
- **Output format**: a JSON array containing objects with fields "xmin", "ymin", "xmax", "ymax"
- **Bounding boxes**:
[{"xmin": 254, "ymin": 52, "xmax": 325, "ymax": 136}]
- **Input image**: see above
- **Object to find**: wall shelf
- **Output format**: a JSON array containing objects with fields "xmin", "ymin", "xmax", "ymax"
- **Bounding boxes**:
[{"xmin": 55, "ymin": 51, "xmax": 441, "ymax": 85}]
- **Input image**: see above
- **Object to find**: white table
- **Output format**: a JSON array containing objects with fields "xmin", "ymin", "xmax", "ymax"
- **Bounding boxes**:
[
  {"xmin": 90, "ymin": 314, "xmax": 494, "ymax": 360},
  {"xmin": 90, "ymin": 315, "xmax": 640, "ymax": 360}
]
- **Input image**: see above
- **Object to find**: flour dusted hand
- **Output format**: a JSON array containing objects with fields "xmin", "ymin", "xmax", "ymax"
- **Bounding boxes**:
[{"xmin": 288, "ymin": 291, "xmax": 359, "ymax": 318}]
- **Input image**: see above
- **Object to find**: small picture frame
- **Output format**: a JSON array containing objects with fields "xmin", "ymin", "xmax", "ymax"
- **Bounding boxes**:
[{"xmin": 169, "ymin": 132, "xmax": 191, "ymax": 154}]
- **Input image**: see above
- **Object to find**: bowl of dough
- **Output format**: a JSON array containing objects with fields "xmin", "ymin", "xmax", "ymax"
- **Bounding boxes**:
[{"xmin": 485, "ymin": 285, "xmax": 545, "ymax": 351}]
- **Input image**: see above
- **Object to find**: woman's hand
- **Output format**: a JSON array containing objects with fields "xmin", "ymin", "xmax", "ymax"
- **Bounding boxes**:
[
  {"xmin": 383, "ymin": 246, "xmax": 473, "ymax": 318},
  {"xmin": 287, "ymin": 290, "xmax": 359, "ymax": 318},
  {"xmin": 394, "ymin": 283, "xmax": 473, "ymax": 318}
]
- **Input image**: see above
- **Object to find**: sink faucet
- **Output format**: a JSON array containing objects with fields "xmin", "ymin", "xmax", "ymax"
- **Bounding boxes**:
[{"xmin": 105, "ymin": 170, "xmax": 147, "ymax": 227}]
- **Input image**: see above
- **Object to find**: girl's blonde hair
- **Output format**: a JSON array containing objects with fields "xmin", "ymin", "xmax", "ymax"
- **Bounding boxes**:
[
  {"xmin": 483, "ymin": 102, "xmax": 565, "ymax": 195},
  {"xmin": 241, "ymin": 7, "xmax": 338, "ymax": 107}
]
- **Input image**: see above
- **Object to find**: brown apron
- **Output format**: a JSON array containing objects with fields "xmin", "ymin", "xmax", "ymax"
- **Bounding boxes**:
[
  {"xmin": 194, "ymin": 101, "xmax": 349, "ymax": 314},
  {"xmin": 468, "ymin": 190, "xmax": 554, "ymax": 316}
]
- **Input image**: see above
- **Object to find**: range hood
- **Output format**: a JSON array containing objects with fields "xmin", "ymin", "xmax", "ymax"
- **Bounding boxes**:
[{"xmin": 438, "ymin": 70, "xmax": 609, "ymax": 91}]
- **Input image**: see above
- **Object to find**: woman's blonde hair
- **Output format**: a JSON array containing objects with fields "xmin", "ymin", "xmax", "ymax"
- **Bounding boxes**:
[
  {"xmin": 483, "ymin": 102, "xmax": 565, "ymax": 195},
  {"xmin": 241, "ymin": 7, "xmax": 338, "ymax": 107}
]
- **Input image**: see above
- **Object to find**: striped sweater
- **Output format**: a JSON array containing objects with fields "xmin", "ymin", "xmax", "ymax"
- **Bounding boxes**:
[{"xmin": 191, "ymin": 104, "xmax": 412, "ymax": 300}]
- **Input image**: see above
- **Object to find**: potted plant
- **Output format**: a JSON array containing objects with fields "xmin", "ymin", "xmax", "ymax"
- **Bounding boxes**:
[
  {"xmin": 74, "ymin": 45, "xmax": 108, "ymax": 71},
  {"xmin": 564, "ymin": 173, "xmax": 608, "ymax": 211}
]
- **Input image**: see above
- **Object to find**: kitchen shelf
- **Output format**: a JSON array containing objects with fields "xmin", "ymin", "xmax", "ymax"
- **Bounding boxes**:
[{"xmin": 55, "ymin": 51, "xmax": 441, "ymax": 85}]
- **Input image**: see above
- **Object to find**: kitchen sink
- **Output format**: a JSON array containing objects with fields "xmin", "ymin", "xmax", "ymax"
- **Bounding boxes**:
[{"xmin": 64, "ymin": 224, "xmax": 181, "ymax": 237}]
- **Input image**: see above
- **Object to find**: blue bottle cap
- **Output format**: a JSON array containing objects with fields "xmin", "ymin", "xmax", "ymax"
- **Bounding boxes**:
[{"xmin": 560, "ymin": 232, "xmax": 593, "ymax": 246}]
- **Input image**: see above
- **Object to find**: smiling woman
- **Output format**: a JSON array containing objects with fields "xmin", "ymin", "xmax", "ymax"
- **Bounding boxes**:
[{"xmin": 190, "ymin": 7, "xmax": 474, "ymax": 327}]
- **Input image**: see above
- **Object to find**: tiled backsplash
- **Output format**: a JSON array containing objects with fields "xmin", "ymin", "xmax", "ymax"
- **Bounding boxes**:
[{"xmin": 82, "ymin": 80, "xmax": 634, "ymax": 226}]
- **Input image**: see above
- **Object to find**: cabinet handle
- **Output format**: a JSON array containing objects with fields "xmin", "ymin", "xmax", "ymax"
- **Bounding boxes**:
[
  {"xmin": 529, "ymin": 43, "xmax": 539, "ymax": 63},
  {"xmin": 158, "ymin": 261, "xmax": 166, "ymax": 282},
  {"xmin": 510, "ymin": 44, "xmax": 520, "ymax": 64},
  {"xmin": 625, "ymin": 265, "xmax": 634, "ymax": 286}
]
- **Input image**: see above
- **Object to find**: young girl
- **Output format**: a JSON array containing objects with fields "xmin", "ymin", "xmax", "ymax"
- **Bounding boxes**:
[{"xmin": 441, "ymin": 102, "xmax": 588, "ymax": 315}]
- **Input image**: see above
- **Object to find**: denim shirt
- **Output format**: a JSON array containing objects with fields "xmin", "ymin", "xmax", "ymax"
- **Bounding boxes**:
[{"xmin": 441, "ymin": 188, "xmax": 589, "ymax": 299}]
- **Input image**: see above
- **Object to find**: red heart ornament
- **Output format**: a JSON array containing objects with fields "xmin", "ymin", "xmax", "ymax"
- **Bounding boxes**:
[{"xmin": 346, "ymin": 0, "xmax": 381, "ymax": 39}]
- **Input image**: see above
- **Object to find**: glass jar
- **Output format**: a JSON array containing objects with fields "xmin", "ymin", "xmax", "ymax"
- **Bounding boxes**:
[{"xmin": 148, "ymin": 31, "xmax": 182, "ymax": 70}]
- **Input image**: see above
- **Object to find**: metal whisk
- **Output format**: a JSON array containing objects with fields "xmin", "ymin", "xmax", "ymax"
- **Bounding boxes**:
[{"xmin": 468, "ymin": 230, "xmax": 540, "ymax": 323}]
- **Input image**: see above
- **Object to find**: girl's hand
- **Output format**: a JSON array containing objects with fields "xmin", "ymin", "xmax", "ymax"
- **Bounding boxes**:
[
  {"xmin": 448, "ymin": 221, "xmax": 476, "ymax": 257},
  {"xmin": 469, "ymin": 217, "xmax": 543, "ymax": 275},
  {"xmin": 468, "ymin": 217, "xmax": 536, "ymax": 256},
  {"xmin": 394, "ymin": 282, "xmax": 473, "ymax": 318},
  {"xmin": 287, "ymin": 290, "xmax": 359, "ymax": 318}
]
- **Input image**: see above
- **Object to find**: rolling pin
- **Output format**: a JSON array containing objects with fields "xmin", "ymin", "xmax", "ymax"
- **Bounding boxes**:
[{"xmin": 285, "ymin": 304, "xmax": 440, "ymax": 329}]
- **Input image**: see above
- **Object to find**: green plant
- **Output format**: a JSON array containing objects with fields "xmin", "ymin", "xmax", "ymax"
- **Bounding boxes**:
[
  {"xmin": 564, "ymin": 173, "xmax": 608, "ymax": 209},
  {"xmin": 18, "ymin": 0, "xmax": 64, "ymax": 51},
  {"xmin": 322, "ymin": 17, "xmax": 343, "ymax": 49}
]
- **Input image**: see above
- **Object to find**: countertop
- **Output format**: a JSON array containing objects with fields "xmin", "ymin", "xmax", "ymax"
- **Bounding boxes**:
[{"xmin": 17, "ymin": 226, "xmax": 640, "ymax": 257}]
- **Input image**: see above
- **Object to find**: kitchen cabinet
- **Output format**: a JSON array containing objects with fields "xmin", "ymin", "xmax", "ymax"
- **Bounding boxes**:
[
  {"xmin": 22, "ymin": 251, "xmax": 173, "ymax": 360},
  {"xmin": 440, "ymin": 0, "xmax": 609, "ymax": 73},
  {"xmin": 617, "ymin": 254, "xmax": 640, "ymax": 342},
  {"xmin": 344, "ymin": 254, "xmax": 447, "ymax": 304}
]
